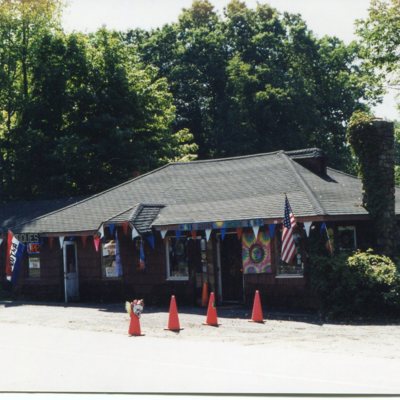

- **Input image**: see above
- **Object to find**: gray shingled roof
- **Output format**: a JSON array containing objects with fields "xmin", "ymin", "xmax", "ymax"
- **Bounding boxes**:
[
  {"xmin": 132, "ymin": 205, "xmax": 165, "ymax": 234},
  {"xmin": 285, "ymin": 148, "xmax": 325, "ymax": 159},
  {"xmin": 0, "ymin": 197, "xmax": 83, "ymax": 232},
  {"xmin": 105, "ymin": 204, "xmax": 141, "ymax": 225},
  {"xmin": 10, "ymin": 150, "xmax": 400, "ymax": 235},
  {"xmin": 105, "ymin": 204, "xmax": 164, "ymax": 234}
]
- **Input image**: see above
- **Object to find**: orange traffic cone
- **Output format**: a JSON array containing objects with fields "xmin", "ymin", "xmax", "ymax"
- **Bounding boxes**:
[
  {"xmin": 164, "ymin": 295, "xmax": 183, "ymax": 332},
  {"xmin": 249, "ymin": 290, "xmax": 264, "ymax": 323},
  {"xmin": 201, "ymin": 281, "xmax": 209, "ymax": 307},
  {"xmin": 128, "ymin": 313, "xmax": 144, "ymax": 336},
  {"xmin": 203, "ymin": 292, "xmax": 219, "ymax": 326}
]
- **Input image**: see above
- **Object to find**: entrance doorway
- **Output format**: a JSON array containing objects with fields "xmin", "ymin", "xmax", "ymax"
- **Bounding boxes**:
[
  {"xmin": 217, "ymin": 233, "xmax": 243, "ymax": 302},
  {"xmin": 63, "ymin": 241, "xmax": 79, "ymax": 302}
]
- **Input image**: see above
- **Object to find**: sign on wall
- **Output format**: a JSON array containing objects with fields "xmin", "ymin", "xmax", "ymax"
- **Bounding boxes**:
[{"xmin": 27, "ymin": 242, "xmax": 40, "ymax": 255}]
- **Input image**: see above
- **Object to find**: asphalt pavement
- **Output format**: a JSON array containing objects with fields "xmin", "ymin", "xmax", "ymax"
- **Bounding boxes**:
[{"xmin": 1, "ymin": 322, "xmax": 399, "ymax": 394}]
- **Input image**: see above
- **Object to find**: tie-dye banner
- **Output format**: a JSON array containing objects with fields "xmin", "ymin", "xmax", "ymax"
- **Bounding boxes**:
[{"xmin": 242, "ymin": 230, "xmax": 272, "ymax": 274}]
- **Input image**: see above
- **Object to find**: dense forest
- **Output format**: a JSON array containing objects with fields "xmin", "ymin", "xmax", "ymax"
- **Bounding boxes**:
[{"xmin": 0, "ymin": 0, "xmax": 393, "ymax": 200}]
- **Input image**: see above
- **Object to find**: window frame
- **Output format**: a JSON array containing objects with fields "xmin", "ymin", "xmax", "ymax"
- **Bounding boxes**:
[
  {"xmin": 165, "ymin": 236, "xmax": 192, "ymax": 281},
  {"xmin": 337, "ymin": 225, "xmax": 357, "ymax": 251},
  {"xmin": 101, "ymin": 239, "xmax": 122, "ymax": 279},
  {"xmin": 276, "ymin": 227, "xmax": 304, "ymax": 278}
]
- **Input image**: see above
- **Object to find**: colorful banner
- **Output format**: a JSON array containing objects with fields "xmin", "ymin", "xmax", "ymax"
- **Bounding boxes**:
[
  {"xmin": 6, "ymin": 231, "xmax": 25, "ymax": 284},
  {"xmin": 242, "ymin": 230, "xmax": 271, "ymax": 274}
]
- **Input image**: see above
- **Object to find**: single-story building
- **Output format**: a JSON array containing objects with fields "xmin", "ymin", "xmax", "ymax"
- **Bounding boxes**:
[{"xmin": 1, "ymin": 148, "xmax": 398, "ymax": 307}]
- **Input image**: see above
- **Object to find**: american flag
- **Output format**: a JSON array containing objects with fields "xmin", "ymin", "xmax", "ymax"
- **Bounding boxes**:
[{"xmin": 281, "ymin": 196, "xmax": 297, "ymax": 264}]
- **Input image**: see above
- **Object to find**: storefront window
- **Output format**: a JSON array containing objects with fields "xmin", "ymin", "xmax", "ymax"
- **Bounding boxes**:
[
  {"xmin": 27, "ymin": 242, "xmax": 40, "ymax": 278},
  {"xmin": 166, "ymin": 237, "xmax": 189, "ymax": 280},
  {"xmin": 338, "ymin": 226, "xmax": 357, "ymax": 251},
  {"xmin": 277, "ymin": 230, "xmax": 304, "ymax": 276},
  {"xmin": 101, "ymin": 240, "xmax": 122, "ymax": 278}
]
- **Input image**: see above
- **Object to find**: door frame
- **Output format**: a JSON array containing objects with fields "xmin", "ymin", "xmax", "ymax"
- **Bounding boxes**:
[
  {"xmin": 216, "ymin": 232, "xmax": 245, "ymax": 303},
  {"xmin": 63, "ymin": 240, "xmax": 78, "ymax": 303}
]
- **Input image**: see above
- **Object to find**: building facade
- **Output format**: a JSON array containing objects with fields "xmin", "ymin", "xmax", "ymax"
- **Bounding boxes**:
[{"xmin": 0, "ymin": 148, "xmax": 395, "ymax": 308}]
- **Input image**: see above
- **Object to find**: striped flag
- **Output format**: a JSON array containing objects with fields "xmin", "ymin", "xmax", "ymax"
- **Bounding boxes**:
[
  {"xmin": 281, "ymin": 196, "xmax": 297, "ymax": 264},
  {"xmin": 6, "ymin": 230, "xmax": 25, "ymax": 284}
]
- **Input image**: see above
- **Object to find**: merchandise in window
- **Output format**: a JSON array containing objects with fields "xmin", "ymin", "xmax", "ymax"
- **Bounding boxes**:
[
  {"xmin": 101, "ymin": 240, "xmax": 121, "ymax": 278},
  {"xmin": 166, "ymin": 237, "xmax": 189, "ymax": 280},
  {"xmin": 338, "ymin": 226, "xmax": 357, "ymax": 250},
  {"xmin": 277, "ymin": 230, "xmax": 304, "ymax": 276},
  {"xmin": 27, "ymin": 242, "xmax": 40, "ymax": 278}
]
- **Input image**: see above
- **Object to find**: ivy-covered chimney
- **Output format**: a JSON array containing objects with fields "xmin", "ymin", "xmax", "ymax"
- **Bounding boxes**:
[{"xmin": 347, "ymin": 113, "xmax": 395, "ymax": 256}]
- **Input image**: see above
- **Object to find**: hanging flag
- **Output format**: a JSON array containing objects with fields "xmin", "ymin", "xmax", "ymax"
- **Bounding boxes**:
[
  {"xmin": 281, "ymin": 195, "xmax": 297, "ymax": 264},
  {"xmin": 191, "ymin": 230, "xmax": 197, "ymax": 239},
  {"xmin": 268, "ymin": 224, "xmax": 276, "ymax": 239},
  {"xmin": 93, "ymin": 236, "xmax": 101, "ymax": 252},
  {"xmin": 146, "ymin": 234, "xmax": 155, "ymax": 249},
  {"xmin": 6, "ymin": 231, "xmax": 25, "ymax": 284},
  {"xmin": 252, "ymin": 225, "xmax": 259, "ymax": 240},
  {"xmin": 160, "ymin": 230, "xmax": 167, "ymax": 239},
  {"xmin": 5, "ymin": 231, "xmax": 13, "ymax": 278},
  {"xmin": 175, "ymin": 230, "xmax": 181, "ymax": 239},
  {"xmin": 205, "ymin": 228, "xmax": 212, "ymax": 242},
  {"xmin": 48, "ymin": 236, "xmax": 54, "ymax": 249},
  {"xmin": 220, "ymin": 227, "xmax": 226, "ymax": 240},
  {"xmin": 115, "ymin": 231, "xmax": 122, "ymax": 277},
  {"xmin": 98, "ymin": 224, "xmax": 104, "ymax": 239},
  {"xmin": 108, "ymin": 224, "xmax": 116, "ymax": 236},
  {"xmin": 321, "ymin": 222, "xmax": 334, "ymax": 254},
  {"xmin": 304, "ymin": 221, "xmax": 312, "ymax": 237},
  {"xmin": 59, "ymin": 236, "xmax": 65, "ymax": 249},
  {"xmin": 122, "ymin": 221, "xmax": 129, "ymax": 236},
  {"xmin": 236, "ymin": 227, "xmax": 243, "ymax": 240},
  {"xmin": 131, "ymin": 226, "xmax": 140, "ymax": 240},
  {"xmin": 139, "ymin": 240, "xmax": 145, "ymax": 270}
]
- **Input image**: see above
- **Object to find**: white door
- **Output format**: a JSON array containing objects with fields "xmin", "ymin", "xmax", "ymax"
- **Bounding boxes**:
[{"xmin": 63, "ymin": 241, "xmax": 79, "ymax": 302}]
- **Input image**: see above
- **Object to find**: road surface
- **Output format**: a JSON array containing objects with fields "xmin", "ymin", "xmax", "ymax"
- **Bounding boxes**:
[{"xmin": 1, "ymin": 303, "xmax": 399, "ymax": 394}]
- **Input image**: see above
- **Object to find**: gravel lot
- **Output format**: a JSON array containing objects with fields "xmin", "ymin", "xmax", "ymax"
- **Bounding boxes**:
[{"xmin": 1, "ymin": 301, "xmax": 400, "ymax": 361}]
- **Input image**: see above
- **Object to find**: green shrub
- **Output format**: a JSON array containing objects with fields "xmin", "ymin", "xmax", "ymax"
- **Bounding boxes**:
[{"xmin": 310, "ymin": 249, "xmax": 400, "ymax": 319}]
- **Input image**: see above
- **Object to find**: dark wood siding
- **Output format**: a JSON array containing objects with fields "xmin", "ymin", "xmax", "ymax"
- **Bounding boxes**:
[{"xmin": 2, "ymin": 219, "xmax": 392, "ymax": 308}]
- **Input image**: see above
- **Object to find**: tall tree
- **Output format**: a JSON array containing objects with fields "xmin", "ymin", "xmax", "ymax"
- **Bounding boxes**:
[
  {"xmin": 133, "ymin": 0, "xmax": 228, "ymax": 159},
  {"xmin": 130, "ymin": 0, "xmax": 379, "ymax": 170},
  {"xmin": 356, "ymin": 0, "xmax": 400, "ymax": 94},
  {"xmin": 6, "ymin": 29, "xmax": 197, "ymax": 198},
  {"xmin": 0, "ymin": 0, "xmax": 63, "ymax": 198}
]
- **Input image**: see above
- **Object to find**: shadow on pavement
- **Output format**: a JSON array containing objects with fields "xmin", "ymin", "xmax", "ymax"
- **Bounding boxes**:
[{"xmin": 2, "ymin": 300, "xmax": 400, "ymax": 326}]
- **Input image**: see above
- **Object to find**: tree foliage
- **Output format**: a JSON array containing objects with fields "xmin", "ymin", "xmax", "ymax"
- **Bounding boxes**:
[
  {"xmin": 0, "ymin": 0, "xmax": 381, "ymax": 200},
  {"xmin": 128, "ymin": 0, "xmax": 379, "ymax": 170},
  {"xmin": 356, "ymin": 0, "xmax": 400, "ymax": 91},
  {"xmin": 0, "ymin": 1, "xmax": 197, "ymax": 199}
]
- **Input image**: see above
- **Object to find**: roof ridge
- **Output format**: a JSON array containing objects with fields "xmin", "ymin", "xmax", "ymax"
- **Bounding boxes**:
[
  {"xmin": 326, "ymin": 167, "xmax": 360, "ymax": 180},
  {"xmin": 328, "ymin": 167, "xmax": 400, "ymax": 190},
  {"xmin": 281, "ymin": 153, "xmax": 327, "ymax": 216},
  {"xmin": 170, "ymin": 150, "xmax": 284, "ymax": 165}
]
